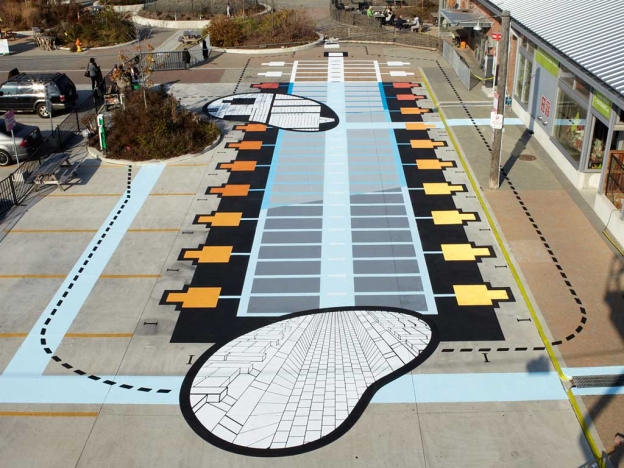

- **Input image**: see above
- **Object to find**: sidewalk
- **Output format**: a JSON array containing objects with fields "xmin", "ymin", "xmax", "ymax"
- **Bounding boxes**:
[{"xmin": 422, "ymin": 58, "xmax": 624, "ymax": 465}]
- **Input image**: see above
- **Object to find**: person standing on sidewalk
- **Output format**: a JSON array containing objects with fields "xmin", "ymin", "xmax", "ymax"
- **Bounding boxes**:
[
  {"xmin": 202, "ymin": 38, "xmax": 209, "ymax": 61},
  {"xmin": 183, "ymin": 48, "xmax": 191, "ymax": 70},
  {"xmin": 88, "ymin": 57, "xmax": 101, "ymax": 90},
  {"xmin": 226, "ymin": 1, "xmax": 232, "ymax": 17}
]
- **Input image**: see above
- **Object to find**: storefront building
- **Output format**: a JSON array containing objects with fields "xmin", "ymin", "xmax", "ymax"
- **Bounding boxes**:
[{"xmin": 459, "ymin": 0, "xmax": 624, "ymax": 247}]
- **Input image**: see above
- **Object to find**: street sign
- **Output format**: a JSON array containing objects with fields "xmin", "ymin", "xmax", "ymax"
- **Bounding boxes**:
[
  {"xmin": 491, "ymin": 33, "xmax": 502, "ymax": 41},
  {"xmin": 5, "ymin": 110, "xmax": 15, "ymax": 132},
  {"xmin": 490, "ymin": 113, "xmax": 504, "ymax": 129},
  {"xmin": 492, "ymin": 91, "xmax": 499, "ymax": 114}
]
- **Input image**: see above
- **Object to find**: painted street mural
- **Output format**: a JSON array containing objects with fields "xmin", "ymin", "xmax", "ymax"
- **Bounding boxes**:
[{"xmin": 163, "ymin": 54, "xmax": 513, "ymax": 455}]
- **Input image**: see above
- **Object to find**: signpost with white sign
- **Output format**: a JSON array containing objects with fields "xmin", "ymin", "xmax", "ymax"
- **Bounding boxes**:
[
  {"xmin": 5, "ymin": 110, "xmax": 21, "ymax": 168},
  {"xmin": 0, "ymin": 39, "xmax": 9, "ymax": 56}
]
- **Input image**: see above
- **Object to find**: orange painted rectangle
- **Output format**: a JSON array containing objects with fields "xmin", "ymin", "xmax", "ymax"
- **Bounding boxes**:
[
  {"xmin": 220, "ymin": 161, "xmax": 257, "ymax": 171},
  {"xmin": 228, "ymin": 141, "xmax": 263, "ymax": 150},
  {"xmin": 210, "ymin": 185, "xmax": 250, "ymax": 197}
]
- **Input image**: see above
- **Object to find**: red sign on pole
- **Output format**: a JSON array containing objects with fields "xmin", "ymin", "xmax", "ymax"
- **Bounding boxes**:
[{"xmin": 491, "ymin": 33, "xmax": 502, "ymax": 41}]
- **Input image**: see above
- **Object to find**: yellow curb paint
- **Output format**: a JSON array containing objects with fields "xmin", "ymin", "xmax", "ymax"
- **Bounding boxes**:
[
  {"xmin": 0, "ymin": 412, "xmax": 98, "ymax": 418},
  {"xmin": 0, "ymin": 333, "xmax": 28, "ymax": 338},
  {"xmin": 64, "ymin": 333, "xmax": 133, "ymax": 338},
  {"xmin": 421, "ymin": 69, "xmax": 605, "ymax": 468}
]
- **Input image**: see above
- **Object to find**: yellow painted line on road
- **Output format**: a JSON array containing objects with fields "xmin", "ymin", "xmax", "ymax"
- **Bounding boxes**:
[
  {"xmin": 38, "ymin": 193, "xmax": 196, "ymax": 197},
  {"xmin": 421, "ymin": 69, "xmax": 606, "ymax": 468},
  {"xmin": 64, "ymin": 333, "xmax": 133, "ymax": 338},
  {"xmin": 4, "ymin": 229, "xmax": 179, "ymax": 234},
  {"xmin": 0, "ymin": 333, "xmax": 28, "ymax": 338},
  {"xmin": 0, "ymin": 411, "xmax": 98, "ymax": 418},
  {"xmin": 149, "ymin": 193, "xmax": 196, "ymax": 196},
  {"xmin": 0, "ymin": 274, "xmax": 65, "ymax": 279},
  {"xmin": 127, "ymin": 229, "xmax": 179, "ymax": 232},
  {"xmin": 99, "ymin": 274, "xmax": 160, "ymax": 279},
  {"xmin": 4, "ymin": 229, "xmax": 98, "ymax": 233}
]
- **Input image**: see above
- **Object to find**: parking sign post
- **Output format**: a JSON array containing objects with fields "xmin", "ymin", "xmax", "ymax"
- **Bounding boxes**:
[{"xmin": 5, "ymin": 109, "xmax": 20, "ymax": 168}]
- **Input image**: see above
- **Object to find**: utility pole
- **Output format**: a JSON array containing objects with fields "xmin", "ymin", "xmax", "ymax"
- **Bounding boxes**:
[{"xmin": 489, "ymin": 9, "xmax": 510, "ymax": 190}]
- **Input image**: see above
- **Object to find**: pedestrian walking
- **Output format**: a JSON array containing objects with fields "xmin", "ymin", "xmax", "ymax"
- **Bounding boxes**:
[
  {"xmin": 87, "ymin": 57, "xmax": 101, "ymax": 90},
  {"xmin": 202, "ymin": 38, "xmax": 209, "ymax": 61},
  {"xmin": 183, "ymin": 48, "xmax": 191, "ymax": 70},
  {"xmin": 226, "ymin": 1, "xmax": 232, "ymax": 17}
]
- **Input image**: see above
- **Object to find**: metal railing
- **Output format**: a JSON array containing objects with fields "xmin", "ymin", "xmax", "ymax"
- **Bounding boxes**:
[
  {"xmin": 0, "ymin": 83, "xmax": 107, "ymax": 217},
  {"xmin": 605, "ymin": 151, "xmax": 624, "ymax": 211},
  {"xmin": 328, "ymin": 6, "xmax": 439, "ymax": 49}
]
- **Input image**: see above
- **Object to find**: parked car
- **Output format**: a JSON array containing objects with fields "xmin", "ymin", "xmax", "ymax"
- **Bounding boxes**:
[
  {"xmin": 178, "ymin": 30, "xmax": 201, "ymax": 43},
  {"xmin": 0, "ymin": 72, "xmax": 78, "ymax": 118},
  {"xmin": 0, "ymin": 120, "xmax": 43, "ymax": 166}
]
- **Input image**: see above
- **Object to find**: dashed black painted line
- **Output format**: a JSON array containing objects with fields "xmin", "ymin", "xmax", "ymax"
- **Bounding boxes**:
[
  {"xmin": 435, "ymin": 60, "xmax": 588, "ymax": 353},
  {"xmin": 233, "ymin": 58, "xmax": 252, "ymax": 94},
  {"xmin": 38, "ymin": 165, "xmax": 172, "ymax": 395}
]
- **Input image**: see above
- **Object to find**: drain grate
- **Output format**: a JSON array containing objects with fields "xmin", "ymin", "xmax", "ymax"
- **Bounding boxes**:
[
  {"xmin": 518, "ymin": 154, "xmax": 537, "ymax": 161},
  {"xmin": 574, "ymin": 374, "xmax": 624, "ymax": 388}
]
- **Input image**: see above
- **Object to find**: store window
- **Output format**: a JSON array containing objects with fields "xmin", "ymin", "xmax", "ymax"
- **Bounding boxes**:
[
  {"xmin": 559, "ymin": 65, "xmax": 590, "ymax": 99},
  {"xmin": 514, "ymin": 54, "xmax": 532, "ymax": 106},
  {"xmin": 520, "ymin": 36, "xmax": 536, "ymax": 54},
  {"xmin": 553, "ymin": 88, "xmax": 587, "ymax": 164},
  {"xmin": 588, "ymin": 118, "xmax": 608, "ymax": 169}
]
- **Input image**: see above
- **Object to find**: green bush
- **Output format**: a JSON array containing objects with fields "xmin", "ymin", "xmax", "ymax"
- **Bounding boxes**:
[{"xmin": 99, "ymin": 88, "xmax": 220, "ymax": 161}]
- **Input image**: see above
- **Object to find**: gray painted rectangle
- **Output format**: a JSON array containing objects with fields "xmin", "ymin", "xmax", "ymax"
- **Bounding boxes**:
[
  {"xmin": 252, "ymin": 277, "xmax": 320, "ymax": 294},
  {"xmin": 255, "ymin": 261, "xmax": 321, "ymax": 275},
  {"xmin": 264, "ymin": 218, "xmax": 322, "ymax": 230},
  {"xmin": 247, "ymin": 296, "xmax": 320, "ymax": 314},
  {"xmin": 351, "ymin": 230, "xmax": 412, "ymax": 243},
  {"xmin": 351, "ymin": 217, "xmax": 409, "ymax": 228},
  {"xmin": 261, "ymin": 230, "xmax": 323, "ymax": 244},
  {"xmin": 258, "ymin": 245, "xmax": 321, "ymax": 259},
  {"xmin": 353, "ymin": 244, "xmax": 416, "ymax": 258},
  {"xmin": 354, "ymin": 276, "xmax": 423, "ymax": 292}
]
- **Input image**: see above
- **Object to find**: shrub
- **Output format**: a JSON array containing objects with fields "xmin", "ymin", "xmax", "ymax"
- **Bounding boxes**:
[
  {"xmin": 207, "ymin": 15, "xmax": 245, "ymax": 47},
  {"xmin": 205, "ymin": 8, "xmax": 316, "ymax": 47},
  {"xmin": 97, "ymin": 88, "xmax": 220, "ymax": 161}
]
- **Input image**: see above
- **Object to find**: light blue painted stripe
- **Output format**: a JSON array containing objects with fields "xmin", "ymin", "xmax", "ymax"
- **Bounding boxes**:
[
  {"xmin": 0, "ymin": 376, "xmax": 181, "ymax": 404},
  {"xmin": 0, "ymin": 372, "xmax": 576, "ymax": 404},
  {"xmin": 372, "ymin": 372, "xmax": 567, "ymax": 403},
  {"xmin": 563, "ymin": 366, "xmax": 624, "ymax": 376},
  {"xmin": 320, "ymin": 71, "xmax": 355, "ymax": 308},
  {"xmin": 3, "ymin": 165, "xmax": 164, "ymax": 376},
  {"xmin": 572, "ymin": 387, "xmax": 624, "ymax": 396},
  {"xmin": 342, "ymin": 118, "xmax": 524, "ymax": 130}
]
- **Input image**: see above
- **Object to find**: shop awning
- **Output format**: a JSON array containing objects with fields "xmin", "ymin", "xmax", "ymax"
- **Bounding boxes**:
[{"xmin": 440, "ymin": 9, "xmax": 493, "ymax": 28}]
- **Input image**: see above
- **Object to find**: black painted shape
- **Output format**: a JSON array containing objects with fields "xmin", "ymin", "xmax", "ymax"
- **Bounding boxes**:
[
  {"xmin": 179, "ymin": 306, "xmax": 439, "ymax": 457},
  {"xmin": 203, "ymin": 93, "xmax": 340, "ymax": 133},
  {"xmin": 408, "ymin": 190, "xmax": 456, "ymax": 215},
  {"xmin": 323, "ymin": 51, "xmax": 348, "ymax": 57},
  {"xmin": 431, "ymin": 297, "xmax": 504, "ymax": 342}
]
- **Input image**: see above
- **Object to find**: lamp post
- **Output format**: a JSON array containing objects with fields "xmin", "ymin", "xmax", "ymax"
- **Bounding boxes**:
[{"xmin": 488, "ymin": 9, "xmax": 510, "ymax": 190}]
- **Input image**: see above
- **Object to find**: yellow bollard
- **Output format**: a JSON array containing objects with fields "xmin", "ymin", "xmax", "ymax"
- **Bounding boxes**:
[{"xmin": 75, "ymin": 38, "xmax": 82, "ymax": 52}]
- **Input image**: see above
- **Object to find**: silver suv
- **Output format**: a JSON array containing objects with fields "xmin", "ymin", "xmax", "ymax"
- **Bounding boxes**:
[{"xmin": 0, "ymin": 119, "xmax": 43, "ymax": 166}]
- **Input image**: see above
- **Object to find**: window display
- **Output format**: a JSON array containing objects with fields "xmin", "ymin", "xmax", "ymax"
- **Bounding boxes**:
[
  {"xmin": 588, "ymin": 118, "xmax": 608, "ymax": 169},
  {"xmin": 553, "ymin": 88, "xmax": 586, "ymax": 164},
  {"xmin": 514, "ymin": 55, "xmax": 532, "ymax": 106}
]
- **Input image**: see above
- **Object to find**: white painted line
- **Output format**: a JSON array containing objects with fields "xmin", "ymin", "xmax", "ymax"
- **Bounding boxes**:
[
  {"xmin": 389, "ymin": 71, "xmax": 414, "ymax": 77},
  {"xmin": 262, "ymin": 61, "xmax": 285, "ymax": 66},
  {"xmin": 258, "ymin": 71, "xmax": 282, "ymax": 77}
]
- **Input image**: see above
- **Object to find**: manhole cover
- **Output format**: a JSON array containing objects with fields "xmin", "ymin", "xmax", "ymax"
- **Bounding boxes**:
[{"xmin": 518, "ymin": 154, "xmax": 537, "ymax": 161}]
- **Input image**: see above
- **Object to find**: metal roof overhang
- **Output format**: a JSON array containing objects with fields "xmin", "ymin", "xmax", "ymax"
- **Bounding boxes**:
[{"xmin": 440, "ymin": 9, "xmax": 493, "ymax": 28}]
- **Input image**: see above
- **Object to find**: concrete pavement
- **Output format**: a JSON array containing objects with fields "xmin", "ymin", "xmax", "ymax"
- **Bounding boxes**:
[{"xmin": 0, "ymin": 22, "xmax": 623, "ymax": 468}]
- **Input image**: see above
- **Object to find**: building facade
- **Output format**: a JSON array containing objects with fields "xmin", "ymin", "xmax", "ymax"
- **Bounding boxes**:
[{"xmin": 443, "ymin": 0, "xmax": 624, "ymax": 247}]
